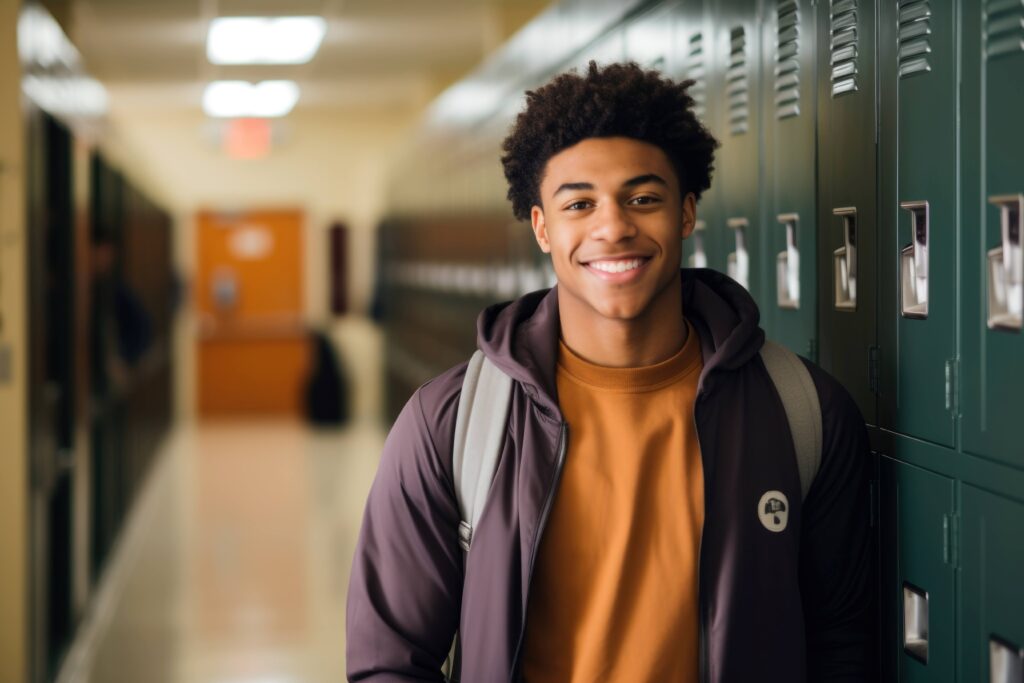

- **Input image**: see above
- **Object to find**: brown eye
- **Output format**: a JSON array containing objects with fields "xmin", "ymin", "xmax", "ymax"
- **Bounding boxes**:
[{"xmin": 629, "ymin": 195, "xmax": 660, "ymax": 206}]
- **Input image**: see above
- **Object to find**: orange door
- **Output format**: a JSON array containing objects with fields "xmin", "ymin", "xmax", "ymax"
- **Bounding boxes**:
[{"xmin": 195, "ymin": 209, "xmax": 310, "ymax": 417}]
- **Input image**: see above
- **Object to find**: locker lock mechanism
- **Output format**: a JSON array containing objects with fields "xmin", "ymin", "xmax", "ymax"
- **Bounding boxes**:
[
  {"xmin": 776, "ymin": 213, "xmax": 800, "ymax": 309},
  {"xmin": 903, "ymin": 582, "xmax": 929, "ymax": 664},
  {"xmin": 987, "ymin": 194, "xmax": 1023, "ymax": 331},
  {"xmin": 833, "ymin": 207, "xmax": 857, "ymax": 311},
  {"xmin": 990, "ymin": 635, "xmax": 1023, "ymax": 683},
  {"xmin": 727, "ymin": 217, "xmax": 749, "ymax": 291},
  {"xmin": 900, "ymin": 201, "xmax": 929, "ymax": 318},
  {"xmin": 688, "ymin": 219, "xmax": 708, "ymax": 269}
]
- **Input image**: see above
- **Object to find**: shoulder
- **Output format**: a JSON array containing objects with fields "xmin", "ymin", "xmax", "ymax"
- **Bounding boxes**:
[
  {"xmin": 794, "ymin": 356, "xmax": 870, "ymax": 499},
  {"xmin": 384, "ymin": 360, "xmax": 470, "ymax": 491},
  {"xmin": 795, "ymin": 356, "xmax": 867, "ymax": 439},
  {"xmin": 412, "ymin": 360, "xmax": 469, "ymax": 437}
]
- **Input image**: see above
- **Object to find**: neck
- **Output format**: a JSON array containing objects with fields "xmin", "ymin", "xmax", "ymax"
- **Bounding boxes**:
[{"xmin": 557, "ymin": 275, "xmax": 687, "ymax": 368}]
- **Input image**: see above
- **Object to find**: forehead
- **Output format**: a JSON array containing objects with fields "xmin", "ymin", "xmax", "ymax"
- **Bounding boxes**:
[{"xmin": 540, "ymin": 137, "xmax": 678, "ymax": 189}]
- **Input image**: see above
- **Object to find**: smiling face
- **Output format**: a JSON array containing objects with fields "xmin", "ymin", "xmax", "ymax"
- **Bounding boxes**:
[{"xmin": 531, "ymin": 136, "xmax": 697, "ymax": 330}]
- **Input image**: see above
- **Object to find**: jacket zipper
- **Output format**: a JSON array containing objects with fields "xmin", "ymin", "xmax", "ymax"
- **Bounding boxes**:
[
  {"xmin": 694, "ymin": 396, "xmax": 709, "ymax": 683},
  {"xmin": 509, "ymin": 421, "xmax": 569, "ymax": 683}
]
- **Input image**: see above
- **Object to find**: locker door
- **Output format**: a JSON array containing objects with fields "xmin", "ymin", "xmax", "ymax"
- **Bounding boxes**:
[
  {"xmin": 760, "ymin": 0, "xmax": 818, "ymax": 359},
  {"xmin": 816, "ymin": 0, "xmax": 878, "ymax": 425},
  {"xmin": 877, "ymin": 1, "xmax": 959, "ymax": 447},
  {"xmin": 879, "ymin": 456, "xmax": 956, "ymax": 682},
  {"xmin": 960, "ymin": 486, "xmax": 1024, "ymax": 683},
  {"xmin": 675, "ymin": 0, "xmax": 725, "ymax": 273},
  {"xmin": 713, "ymin": 0, "xmax": 764, "ymax": 302},
  {"xmin": 26, "ymin": 109, "xmax": 77, "ymax": 682},
  {"xmin": 625, "ymin": 5, "xmax": 673, "ymax": 71},
  {"xmin": 960, "ymin": 0, "xmax": 1024, "ymax": 469}
]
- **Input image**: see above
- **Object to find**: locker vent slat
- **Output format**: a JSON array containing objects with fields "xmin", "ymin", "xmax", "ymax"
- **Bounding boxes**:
[
  {"xmin": 727, "ymin": 26, "xmax": 749, "ymax": 134},
  {"xmin": 687, "ymin": 33, "xmax": 707, "ymax": 121},
  {"xmin": 985, "ymin": 0, "xmax": 1024, "ymax": 59},
  {"xmin": 830, "ymin": 0, "xmax": 859, "ymax": 96},
  {"xmin": 775, "ymin": 0, "xmax": 801, "ymax": 119},
  {"xmin": 898, "ymin": 0, "xmax": 932, "ymax": 78}
]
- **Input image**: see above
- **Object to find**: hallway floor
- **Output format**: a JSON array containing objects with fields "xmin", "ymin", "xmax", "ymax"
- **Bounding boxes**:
[{"xmin": 60, "ymin": 419, "xmax": 385, "ymax": 683}]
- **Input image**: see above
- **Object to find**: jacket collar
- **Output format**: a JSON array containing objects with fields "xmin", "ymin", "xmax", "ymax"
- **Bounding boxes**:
[{"xmin": 476, "ymin": 268, "xmax": 765, "ymax": 416}]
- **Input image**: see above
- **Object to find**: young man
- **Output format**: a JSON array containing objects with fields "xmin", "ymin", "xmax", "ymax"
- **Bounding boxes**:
[{"xmin": 347, "ymin": 62, "xmax": 875, "ymax": 682}]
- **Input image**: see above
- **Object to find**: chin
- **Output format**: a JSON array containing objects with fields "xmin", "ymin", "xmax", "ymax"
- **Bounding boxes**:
[{"xmin": 591, "ymin": 300, "xmax": 648, "ymax": 321}]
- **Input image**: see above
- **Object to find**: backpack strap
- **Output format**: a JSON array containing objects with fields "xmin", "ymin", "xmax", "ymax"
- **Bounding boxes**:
[
  {"xmin": 452, "ymin": 350, "xmax": 513, "ymax": 552},
  {"xmin": 445, "ymin": 351, "xmax": 513, "ymax": 681},
  {"xmin": 759, "ymin": 340, "xmax": 823, "ymax": 501}
]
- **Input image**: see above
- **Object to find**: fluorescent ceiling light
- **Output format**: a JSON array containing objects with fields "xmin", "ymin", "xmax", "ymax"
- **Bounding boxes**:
[
  {"xmin": 203, "ymin": 80, "xmax": 300, "ymax": 118},
  {"xmin": 207, "ymin": 16, "xmax": 326, "ymax": 65}
]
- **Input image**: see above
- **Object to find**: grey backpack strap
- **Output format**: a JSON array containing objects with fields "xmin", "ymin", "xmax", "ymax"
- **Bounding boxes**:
[
  {"xmin": 760, "ymin": 340, "xmax": 822, "ymax": 501},
  {"xmin": 452, "ymin": 350, "xmax": 513, "ymax": 552},
  {"xmin": 445, "ymin": 351, "xmax": 513, "ymax": 682}
]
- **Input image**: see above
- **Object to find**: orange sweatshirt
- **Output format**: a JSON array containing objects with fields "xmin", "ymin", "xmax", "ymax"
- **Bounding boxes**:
[{"xmin": 522, "ymin": 319, "xmax": 704, "ymax": 682}]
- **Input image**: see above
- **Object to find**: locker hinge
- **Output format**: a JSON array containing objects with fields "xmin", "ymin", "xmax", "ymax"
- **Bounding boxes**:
[
  {"xmin": 942, "ymin": 513, "xmax": 960, "ymax": 569},
  {"xmin": 806, "ymin": 337, "xmax": 818, "ymax": 364},
  {"xmin": 944, "ymin": 358, "xmax": 960, "ymax": 417},
  {"xmin": 869, "ymin": 346, "xmax": 880, "ymax": 395}
]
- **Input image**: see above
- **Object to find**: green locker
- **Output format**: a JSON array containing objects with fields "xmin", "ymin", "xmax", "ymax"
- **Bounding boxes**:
[
  {"xmin": 677, "ymin": 0, "xmax": 728, "ymax": 274},
  {"xmin": 816, "ymin": 0, "xmax": 878, "ymax": 425},
  {"xmin": 712, "ymin": 0, "xmax": 764, "ymax": 302},
  {"xmin": 759, "ymin": 0, "xmax": 818, "ymax": 359},
  {"xmin": 960, "ymin": 0, "xmax": 1024, "ymax": 469},
  {"xmin": 960, "ymin": 485, "xmax": 1024, "ymax": 683},
  {"xmin": 878, "ymin": 0, "xmax": 959, "ymax": 448},
  {"xmin": 880, "ymin": 455, "xmax": 957, "ymax": 682}
]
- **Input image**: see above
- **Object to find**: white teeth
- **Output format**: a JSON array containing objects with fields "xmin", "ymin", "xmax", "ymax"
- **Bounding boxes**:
[{"xmin": 589, "ymin": 258, "xmax": 643, "ymax": 273}]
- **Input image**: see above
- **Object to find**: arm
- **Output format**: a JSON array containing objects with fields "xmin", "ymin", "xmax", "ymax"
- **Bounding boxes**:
[
  {"xmin": 346, "ymin": 378, "xmax": 464, "ymax": 682},
  {"xmin": 800, "ymin": 361, "xmax": 877, "ymax": 682}
]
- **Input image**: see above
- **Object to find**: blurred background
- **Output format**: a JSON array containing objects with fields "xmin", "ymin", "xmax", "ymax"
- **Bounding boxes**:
[{"xmin": 1, "ymin": 0, "xmax": 1023, "ymax": 682}]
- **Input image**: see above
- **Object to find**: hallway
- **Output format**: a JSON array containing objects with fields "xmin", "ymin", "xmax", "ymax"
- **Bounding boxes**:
[{"xmin": 58, "ymin": 420, "xmax": 385, "ymax": 683}]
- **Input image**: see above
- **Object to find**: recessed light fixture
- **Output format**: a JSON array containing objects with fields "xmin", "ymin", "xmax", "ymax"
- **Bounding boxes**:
[
  {"xmin": 203, "ymin": 80, "xmax": 300, "ymax": 118},
  {"xmin": 207, "ymin": 16, "xmax": 327, "ymax": 65}
]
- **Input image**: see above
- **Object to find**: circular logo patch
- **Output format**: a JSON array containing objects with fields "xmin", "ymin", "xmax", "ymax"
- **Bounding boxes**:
[{"xmin": 758, "ymin": 490, "xmax": 789, "ymax": 533}]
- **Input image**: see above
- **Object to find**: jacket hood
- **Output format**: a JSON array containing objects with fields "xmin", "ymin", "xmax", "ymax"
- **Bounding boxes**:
[{"xmin": 476, "ymin": 268, "xmax": 765, "ymax": 414}]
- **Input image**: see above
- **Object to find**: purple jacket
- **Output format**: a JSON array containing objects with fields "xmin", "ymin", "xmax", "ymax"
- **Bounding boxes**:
[{"xmin": 347, "ymin": 269, "xmax": 875, "ymax": 682}]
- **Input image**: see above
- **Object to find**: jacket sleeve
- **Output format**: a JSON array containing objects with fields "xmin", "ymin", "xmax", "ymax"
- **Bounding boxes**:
[
  {"xmin": 799, "ymin": 361, "xmax": 878, "ymax": 682},
  {"xmin": 346, "ymin": 376, "xmax": 464, "ymax": 682}
]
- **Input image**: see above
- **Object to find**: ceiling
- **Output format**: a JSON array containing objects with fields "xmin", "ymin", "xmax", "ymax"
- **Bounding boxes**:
[{"xmin": 49, "ymin": 0, "xmax": 549, "ymax": 115}]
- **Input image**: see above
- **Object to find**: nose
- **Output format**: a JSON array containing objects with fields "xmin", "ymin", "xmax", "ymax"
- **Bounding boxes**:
[{"xmin": 589, "ymin": 201, "xmax": 638, "ymax": 242}]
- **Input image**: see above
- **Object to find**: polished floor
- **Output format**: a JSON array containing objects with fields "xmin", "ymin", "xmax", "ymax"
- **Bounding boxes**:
[{"xmin": 60, "ymin": 419, "xmax": 385, "ymax": 683}]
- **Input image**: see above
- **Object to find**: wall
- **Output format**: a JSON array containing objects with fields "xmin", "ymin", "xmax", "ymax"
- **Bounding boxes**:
[{"xmin": 0, "ymin": 0, "xmax": 29, "ymax": 678}]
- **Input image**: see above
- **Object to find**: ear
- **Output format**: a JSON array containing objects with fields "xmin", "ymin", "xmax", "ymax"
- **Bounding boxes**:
[
  {"xmin": 530, "ymin": 205, "xmax": 551, "ymax": 253},
  {"xmin": 680, "ymin": 192, "xmax": 698, "ymax": 240}
]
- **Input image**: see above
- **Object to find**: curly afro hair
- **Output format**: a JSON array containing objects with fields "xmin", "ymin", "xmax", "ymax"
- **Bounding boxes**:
[{"xmin": 501, "ymin": 61, "xmax": 719, "ymax": 222}]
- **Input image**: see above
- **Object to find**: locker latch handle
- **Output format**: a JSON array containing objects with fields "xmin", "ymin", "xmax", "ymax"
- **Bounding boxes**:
[
  {"xmin": 833, "ymin": 207, "xmax": 857, "ymax": 311},
  {"xmin": 688, "ymin": 219, "xmax": 708, "ymax": 269},
  {"xmin": 990, "ymin": 635, "xmax": 1024, "ymax": 683},
  {"xmin": 987, "ymin": 194, "xmax": 1023, "ymax": 331},
  {"xmin": 903, "ymin": 582, "xmax": 929, "ymax": 664},
  {"xmin": 727, "ymin": 217, "xmax": 749, "ymax": 291},
  {"xmin": 900, "ymin": 201, "xmax": 930, "ymax": 319},
  {"xmin": 776, "ymin": 213, "xmax": 800, "ymax": 309}
]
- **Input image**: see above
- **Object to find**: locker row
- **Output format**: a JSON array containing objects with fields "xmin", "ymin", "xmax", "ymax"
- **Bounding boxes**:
[
  {"xmin": 374, "ymin": 0, "xmax": 1024, "ymax": 681},
  {"xmin": 24, "ymin": 103, "xmax": 177, "ymax": 681}
]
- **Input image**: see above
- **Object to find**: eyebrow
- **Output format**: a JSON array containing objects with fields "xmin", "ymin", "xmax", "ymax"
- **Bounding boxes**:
[{"xmin": 551, "ymin": 173, "xmax": 668, "ymax": 198}]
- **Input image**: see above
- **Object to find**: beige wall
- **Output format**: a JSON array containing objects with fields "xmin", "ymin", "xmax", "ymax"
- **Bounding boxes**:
[
  {"xmin": 0, "ymin": 0, "xmax": 29, "ymax": 678},
  {"xmin": 99, "ymin": 105, "xmax": 417, "ymax": 421}
]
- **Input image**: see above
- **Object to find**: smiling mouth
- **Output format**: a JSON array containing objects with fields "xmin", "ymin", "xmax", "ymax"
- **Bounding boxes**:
[{"xmin": 584, "ymin": 257, "xmax": 649, "ymax": 274}]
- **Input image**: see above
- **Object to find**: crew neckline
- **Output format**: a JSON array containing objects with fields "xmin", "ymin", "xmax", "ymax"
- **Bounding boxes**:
[{"xmin": 557, "ymin": 318, "xmax": 701, "ymax": 392}]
